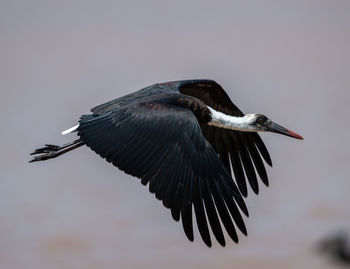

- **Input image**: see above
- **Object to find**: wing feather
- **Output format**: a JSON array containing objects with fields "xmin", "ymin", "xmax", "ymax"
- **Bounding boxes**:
[
  {"xmin": 78, "ymin": 101, "xmax": 247, "ymax": 246},
  {"xmin": 90, "ymin": 79, "xmax": 272, "ymax": 196},
  {"xmin": 177, "ymin": 80, "xmax": 272, "ymax": 195}
]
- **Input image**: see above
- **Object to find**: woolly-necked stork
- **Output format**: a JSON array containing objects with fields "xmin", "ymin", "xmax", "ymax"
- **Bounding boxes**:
[{"xmin": 30, "ymin": 79, "xmax": 303, "ymax": 247}]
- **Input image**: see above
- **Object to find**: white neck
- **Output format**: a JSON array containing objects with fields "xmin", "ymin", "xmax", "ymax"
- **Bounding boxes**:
[{"xmin": 207, "ymin": 106, "xmax": 258, "ymax": 132}]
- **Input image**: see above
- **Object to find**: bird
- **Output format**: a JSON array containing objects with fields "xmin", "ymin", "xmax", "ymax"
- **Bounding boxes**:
[{"xmin": 30, "ymin": 79, "xmax": 303, "ymax": 247}]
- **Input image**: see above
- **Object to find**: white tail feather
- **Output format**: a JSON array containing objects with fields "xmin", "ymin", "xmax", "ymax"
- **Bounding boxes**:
[{"xmin": 61, "ymin": 124, "xmax": 79, "ymax": 135}]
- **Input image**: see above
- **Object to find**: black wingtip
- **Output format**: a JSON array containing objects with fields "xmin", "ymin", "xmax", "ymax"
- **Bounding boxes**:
[
  {"xmin": 218, "ymin": 239, "xmax": 226, "ymax": 247},
  {"xmin": 240, "ymin": 224, "xmax": 248, "ymax": 236},
  {"xmin": 262, "ymin": 178, "xmax": 269, "ymax": 187},
  {"xmin": 186, "ymin": 233, "xmax": 194, "ymax": 242},
  {"xmin": 28, "ymin": 155, "xmax": 49, "ymax": 163},
  {"xmin": 171, "ymin": 210, "xmax": 180, "ymax": 222},
  {"xmin": 240, "ymin": 188, "xmax": 248, "ymax": 198},
  {"xmin": 203, "ymin": 238, "xmax": 212, "ymax": 248},
  {"xmin": 247, "ymin": 179, "xmax": 259, "ymax": 195},
  {"xmin": 242, "ymin": 206, "xmax": 249, "ymax": 218}
]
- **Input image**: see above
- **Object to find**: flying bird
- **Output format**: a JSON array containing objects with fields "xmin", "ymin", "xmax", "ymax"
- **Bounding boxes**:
[{"xmin": 30, "ymin": 79, "xmax": 303, "ymax": 247}]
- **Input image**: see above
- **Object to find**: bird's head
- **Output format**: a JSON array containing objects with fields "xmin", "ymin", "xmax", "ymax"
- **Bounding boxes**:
[{"xmin": 244, "ymin": 114, "xmax": 303, "ymax": 140}]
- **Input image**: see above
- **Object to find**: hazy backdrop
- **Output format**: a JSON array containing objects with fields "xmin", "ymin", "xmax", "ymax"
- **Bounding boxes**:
[{"xmin": 1, "ymin": 1, "xmax": 350, "ymax": 268}]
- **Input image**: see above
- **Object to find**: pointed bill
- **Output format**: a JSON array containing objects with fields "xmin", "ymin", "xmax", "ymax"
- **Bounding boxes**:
[{"xmin": 267, "ymin": 122, "xmax": 303, "ymax": 140}]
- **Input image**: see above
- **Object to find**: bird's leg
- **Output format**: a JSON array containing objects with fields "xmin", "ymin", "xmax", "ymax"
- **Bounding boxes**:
[
  {"xmin": 29, "ymin": 139, "xmax": 84, "ymax": 162},
  {"xmin": 30, "ymin": 140, "xmax": 80, "ymax": 154}
]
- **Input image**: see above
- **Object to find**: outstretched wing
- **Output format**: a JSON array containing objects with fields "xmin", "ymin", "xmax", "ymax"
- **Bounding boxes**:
[
  {"xmin": 78, "ymin": 101, "xmax": 248, "ymax": 247},
  {"xmin": 176, "ymin": 79, "xmax": 273, "ymax": 197}
]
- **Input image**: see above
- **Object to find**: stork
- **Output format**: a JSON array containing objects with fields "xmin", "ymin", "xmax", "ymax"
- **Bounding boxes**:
[{"xmin": 30, "ymin": 79, "xmax": 303, "ymax": 247}]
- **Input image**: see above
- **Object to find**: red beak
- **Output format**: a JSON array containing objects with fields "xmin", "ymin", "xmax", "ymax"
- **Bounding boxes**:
[{"xmin": 267, "ymin": 121, "xmax": 304, "ymax": 140}]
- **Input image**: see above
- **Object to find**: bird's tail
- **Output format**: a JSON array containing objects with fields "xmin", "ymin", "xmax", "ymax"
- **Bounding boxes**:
[{"xmin": 29, "ymin": 139, "xmax": 84, "ymax": 163}]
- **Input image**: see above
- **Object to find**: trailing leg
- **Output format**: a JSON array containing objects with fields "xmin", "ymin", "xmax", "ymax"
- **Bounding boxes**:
[{"xmin": 29, "ymin": 139, "xmax": 84, "ymax": 163}]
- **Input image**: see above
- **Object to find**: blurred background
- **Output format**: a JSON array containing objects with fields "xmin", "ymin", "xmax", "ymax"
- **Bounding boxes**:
[{"xmin": 1, "ymin": 0, "xmax": 350, "ymax": 268}]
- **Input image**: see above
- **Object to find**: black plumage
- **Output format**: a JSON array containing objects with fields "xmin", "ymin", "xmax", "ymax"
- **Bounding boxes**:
[
  {"xmin": 78, "ymin": 80, "xmax": 270, "ymax": 246},
  {"xmin": 30, "ymin": 79, "xmax": 276, "ymax": 247}
]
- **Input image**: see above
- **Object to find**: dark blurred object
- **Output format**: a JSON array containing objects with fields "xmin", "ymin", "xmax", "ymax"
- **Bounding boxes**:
[{"xmin": 319, "ymin": 232, "xmax": 350, "ymax": 266}]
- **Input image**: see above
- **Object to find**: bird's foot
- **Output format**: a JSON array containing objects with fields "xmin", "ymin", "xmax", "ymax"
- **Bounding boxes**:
[
  {"xmin": 29, "ymin": 139, "xmax": 84, "ymax": 163},
  {"xmin": 29, "ymin": 144, "xmax": 62, "ymax": 162},
  {"xmin": 30, "ymin": 144, "xmax": 61, "ymax": 155}
]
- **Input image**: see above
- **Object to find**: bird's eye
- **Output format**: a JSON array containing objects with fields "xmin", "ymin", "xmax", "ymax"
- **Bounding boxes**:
[{"xmin": 257, "ymin": 117, "xmax": 265, "ymax": 125}]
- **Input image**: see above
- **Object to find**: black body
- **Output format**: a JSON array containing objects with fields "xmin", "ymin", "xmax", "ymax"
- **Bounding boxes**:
[{"xmin": 31, "ymin": 79, "xmax": 273, "ymax": 247}]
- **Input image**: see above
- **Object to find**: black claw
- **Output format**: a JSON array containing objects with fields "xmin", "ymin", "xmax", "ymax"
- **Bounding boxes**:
[
  {"xmin": 29, "ymin": 152, "xmax": 56, "ymax": 163},
  {"xmin": 44, "ymin": 144, "xmax": 61, "ymax": 150},
  {"xmin": 29, "ymin": 145, "xmax": 60, "ymax": 161},
  {"xmin": 31, "ymin": 149, "xmax": 48, "ymax": 155},
  {"xmin": 30, "ymin": 145, "xmax": 61, "ymax": 155}
]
